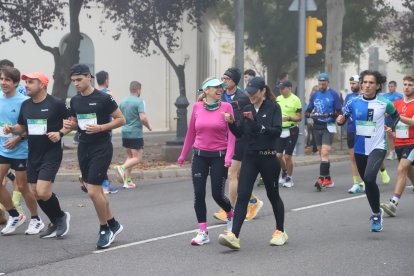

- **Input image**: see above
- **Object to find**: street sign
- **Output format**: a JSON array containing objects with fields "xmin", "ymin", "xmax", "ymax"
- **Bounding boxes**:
[{"xmin": 289, "ymin": 0, "xmax": 317, "ymax": 11}]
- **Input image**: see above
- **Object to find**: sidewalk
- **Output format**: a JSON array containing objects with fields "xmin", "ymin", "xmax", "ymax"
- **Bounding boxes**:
[{"xmin": 57, "ymin": 132, "xmax": 349, "ymax": 182}]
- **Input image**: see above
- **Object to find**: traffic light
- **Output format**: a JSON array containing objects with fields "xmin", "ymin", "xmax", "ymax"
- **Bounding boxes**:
[{"xmin": 306, "ymin": 16, "xmax": 323, "ymax": 55}]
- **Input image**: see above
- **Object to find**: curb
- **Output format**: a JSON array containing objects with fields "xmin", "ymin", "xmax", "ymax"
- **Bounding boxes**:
[{"xmin": 55, "ymin": 154, "xmax": 349, "ymax": 182}]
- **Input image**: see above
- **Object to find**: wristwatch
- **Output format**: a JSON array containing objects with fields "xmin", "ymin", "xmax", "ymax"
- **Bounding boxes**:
[{"xmin": 59, "ymin": 131, "xmax": 64, "ymax": 138}]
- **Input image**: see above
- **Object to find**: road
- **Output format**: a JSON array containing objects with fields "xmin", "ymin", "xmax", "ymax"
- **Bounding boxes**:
[{"xmin": 1, "ymin": 159, "xmax": 414, "ymax": 275}]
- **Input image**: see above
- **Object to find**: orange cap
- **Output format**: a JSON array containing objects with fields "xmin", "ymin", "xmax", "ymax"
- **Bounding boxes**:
[{"xmin": 22, "ymin": 72, "xmax": 49, "ymax": 87}]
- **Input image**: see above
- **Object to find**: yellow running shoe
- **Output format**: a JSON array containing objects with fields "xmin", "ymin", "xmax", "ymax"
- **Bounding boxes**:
[
  {"xmin": 270, "ymin": 230, "xmax": 288, "ymax": 246},
  {"xmin": 245, "ymin": 200, "xmax": 264, "ymax": 221},
  {"xmin": 380, "ymin": 170, "xmax": 390, "ymax": 184},
  {"xmin": 213, "ymin": 209, "xmax": 227, "ymax": 222},
  {"xmin": 218, "ymin": 231, "xmax": 240, "ymax": 250}
]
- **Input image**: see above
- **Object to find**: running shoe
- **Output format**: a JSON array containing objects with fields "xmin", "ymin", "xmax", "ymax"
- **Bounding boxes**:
[
  {"xmin": 245, "ymin": 200, "xmax": 264, "ymax": 221},
  {"xmin": 1, "ymin": 213, "xmax": 26, "ymax": 235},
  {"xmin": 218, "ymin": 231, "xmax": 240, "ymax": 250},
  {"xmin": 322, "ymin": 178, "xmax": 335, "ymax": 188},
  {"xmin": 213, "ymin": 209, "xmax": 227, "ymax": 222},
  {"xmin": 380, "ymin": 201, "xmax": 397, "ymax": 217},
  {"xmin": 0, "ymin": 209, "xmax": 7, "ymax": 225},
  {"xmin": 270, "ymin": 230, "xmax": 288, "ymax": 246},
  {"xmin": 25, "ymin": 218, "xmax": 45, "ymax": 235},
  {"xmin": 279, "ymin": 170, "xmax": 287, "ymax": 185},
  {"xmin": 380, "ymin": 170, "xmax": 390, "ymax": 184},
  {"xmin": 256, "ymin": 177, "xmax": 265, "ymax": 187},
  {"xmin": 78, "ymin": 175, "xmax": 88, "ymax": 193},
  {"xmin": 315, "ymin": 177, "xmax": 324, "ymax": 191},
  {"xmin": 103, "ymin": 180, "xmax": 118, "ymax": 194},
  {"xmin": 39, "ymin": 223, "xmax": 57, "ymax": 239},
  {"xmin": 191, "ymin": 230, "xmax": 210, "ymax": 246},
  {"xmin": 370, "ymin": 208, "xmax": 383, "ymax": 232},
  {"xmin": 56, "ymin": 212, "xmax": 70, "ymax": 237},
  {"xmin": 348, "ymin": 183, "xmax": 363, "ymax": 194},
  {"xmin": 283, "ymin": 177, "xmax": 294, "ymax": 188},
  {"xmin": 123, "ymin": 181, "xmax": 137, "ymax": 189},
  {"xmin": 96, "ymin": 229, "xmax": 114, "ymax": 249},
  {"xmin": 114, "ymin": 165, "xmax": 125, "ymax": 183},
  {"xmin": 109, "ymin": 221, "xmax": 123, "ymax": 242}
]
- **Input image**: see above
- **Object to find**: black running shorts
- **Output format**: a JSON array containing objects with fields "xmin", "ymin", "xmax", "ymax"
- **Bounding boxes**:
[
  {"xmin": 27, "ymin": 161, "xmax": 61, "ymax": 183},
  {"xmin": 78, "ymin": 141, "xmax": 113, "ymax": 185},
  {"xmin": 0, "ymin": 155, "xmax": 27, "ymax": 171},
  {"xmin": 122, "ymin": 138, "xmax": 144, "ymax": 150}
]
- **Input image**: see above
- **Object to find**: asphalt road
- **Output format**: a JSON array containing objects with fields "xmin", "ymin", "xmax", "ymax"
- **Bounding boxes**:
[{"xmin": 1, "ymin": 159, "xmax": 414, "ymax": 275}]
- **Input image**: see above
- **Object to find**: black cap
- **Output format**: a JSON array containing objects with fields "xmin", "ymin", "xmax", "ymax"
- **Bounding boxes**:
[
  {"xmin": 70, "ymin": 64, "xmax": 94, "ymax": 78},
  {"xmin": 224, "ymin": 67, "xmax": 241, "ymax": 85},
  {"xmin": 280, "ymin": 80, "xmax": 293, "ymax": 88},
  {"xmin": 245, "ymin": 77, "xmax": 266, "ymax": 94}
]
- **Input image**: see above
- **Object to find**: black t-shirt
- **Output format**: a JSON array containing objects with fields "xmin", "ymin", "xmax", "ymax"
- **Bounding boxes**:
[
  {"xmin": 18, "ymin": 94, "xmax": 70, "ymax": 163},
  {"xmin": 70, "ymin": 89, "xmax": 118, "ymax": 144}
]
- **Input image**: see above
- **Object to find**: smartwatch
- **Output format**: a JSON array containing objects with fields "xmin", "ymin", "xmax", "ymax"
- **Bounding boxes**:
[{"xmin": 59, "ymin": 131, "xmax": 64, "ymax": 138}]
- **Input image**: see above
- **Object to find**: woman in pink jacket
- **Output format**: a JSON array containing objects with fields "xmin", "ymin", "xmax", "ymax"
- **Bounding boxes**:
[{"xmin": 178, "ymin": 77, "xmax": 235, "ymax": 246}]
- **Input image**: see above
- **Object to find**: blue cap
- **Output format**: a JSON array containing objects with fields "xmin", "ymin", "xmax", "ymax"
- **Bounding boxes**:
[
  {"xmin": 317, "ymin": 73, "xmax": 329, "ymax": 81},
  {"xmin": 245, "ymin": 77, "xmax": 266, "ymax": 94},
  {"xmin": 70, "ymin": 64, "xmax": 94, "ymax": 78},
  {"xmin": 202, "ymin": 78, "xmax": 224, "ymax": 90}
]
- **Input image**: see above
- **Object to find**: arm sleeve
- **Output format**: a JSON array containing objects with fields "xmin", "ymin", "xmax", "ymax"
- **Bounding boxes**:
[
  {"xmin": 387, "ymin": 101, "xmax": 400, "ymax": 129},
  {"xmin": 224, "ymin": 106, "xmax": 235, "ymax": 166},
  {"xmin": 295, "ymin": 97, "xmax": 303, "ymax": 113},
  {"xmin": 58, "ymin": 99, "xmax": 71, "ymax": 119},
  {"xmin": 138, "ymin": 100, "xmax": 146, "ymax": 113},
  {"xmin": 106, "ymin": 94, "xmax": 119, "ymax": 115},
  {"xmin": 178, "ymin": 105, "xmax": 197, "ymax": 161},
  {"xmin": 306, "ymin": 93, "xmax": 315, "ymax": 113},
  {"xmin": 69, "ymin": 98, "xmax": 77, "ymax": 117},
  {"xmin": 333, "ymin": 91, "xmax": 342, "ymax": 111},
  {"xmin": 262, "ymin": 103, "xmax": 282, "ymax": 137}
]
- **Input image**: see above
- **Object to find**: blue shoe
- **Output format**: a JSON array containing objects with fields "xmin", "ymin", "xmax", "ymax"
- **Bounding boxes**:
[
  {"xmin": 370, "ymin": 208, "xmax": 383, "ymax": 232},
  {"xmin": 96, "ymin": 228, "xmax": 114, "ymax": 249},
  {"xmin": 103, "ymin": 180, "xmax": 118, "ymax": 194}
]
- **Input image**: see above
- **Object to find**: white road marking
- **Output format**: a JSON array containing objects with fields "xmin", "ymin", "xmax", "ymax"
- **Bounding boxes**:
[{"xmin": 93, "ymin": 194, "xmax": 366, "ymax": 254}]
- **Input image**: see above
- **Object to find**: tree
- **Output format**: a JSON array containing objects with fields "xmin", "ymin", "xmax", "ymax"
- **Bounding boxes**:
[
  {"xmin": 0, "ymin": 0, "xmax": 88, "ymax": 100},
  {"xmin": 386, "ymin": 0, "xmax": 414, "ymax": 71},
  {"xmin": 98, "ymin": 0, "xmax": 216, "ymax": 141},
  {"xmin": 216, "ymin": 0, "xmax": 393, "ymax": 88}
]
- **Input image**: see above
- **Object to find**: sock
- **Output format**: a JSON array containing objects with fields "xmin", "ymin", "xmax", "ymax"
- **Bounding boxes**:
[
  {"xmin": 282, "ymin": 169, "xmax": 287, "ymax": 178},
  {"xmin": 7, "ymin": 171, "xmax": 15, "ymax": 181},
  {"xmin": 199, "ymin": 222, "xmax": 208, "ymax": 232},
  {"xmin": 38, "ymin": 193, "xmax": 64, "ymax": 223},
  {"xmin": 31, "ymin": 215, "xmax": 40, "ymax": 221},
  {"xmin": 286, "ymin": 175, "xmax": 292, "ymax": 181},
  {"xmin": 126, "ymin": 177, "xmax": 132, "ymax": 183},
  {"xmin": 100, "ymin": 224, "xmax": 109, "ymax": 231},
  {"xmin": 107, "ymin": 217, "xmax": 117, "ymax": 228},
  {"xmin": 7, "ymin": 208, "xmax": 19, "ymax": 217},
  {"xmin": 249, "ymin": 195, "xmax": 257, "ymax": 204},
  {"xmin": 353, "ymin": 176, "xmax": 359, "ymax": 184},
  {"xmin": 380, "ymin": 168, "xmax": 385, "ymax": 173},
  {"xmin": 121, "ymin": 165, "xmax": 126, "ymax": 170},
  {"xmin": 391, "ymin": 195, "xmax": 400, "ymax": 205},
  {"xmin": 226, "ymin": 209, "xmax": 234, "ymax": 218},
  {"xmin": 12, "ymin": 191, "xmax": 22, "ymax": 212},
  {"xmin": 320, "ymin": 161, "xmax": 330, "ymax": 177}
]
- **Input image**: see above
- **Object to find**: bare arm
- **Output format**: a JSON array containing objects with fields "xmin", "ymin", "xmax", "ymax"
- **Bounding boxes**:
[
  {"xmin": 3, "ymin": 124, "xmax": 27, "ymax": 135},
  {"xmin": 139, "ymin": 112, "xmax": 152, "ymax": 131},
  {"xmin": 101, "ymin": 108, "xmax": 125, "ymax": 131}
]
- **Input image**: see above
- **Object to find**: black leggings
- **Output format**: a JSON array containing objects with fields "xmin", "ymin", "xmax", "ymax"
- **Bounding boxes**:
[
  {"xmin": 232, "ymin": 152, "xmax": 284, "ymax": 237},
  {"xmin": 191, "ymin": 155, "xmax": 232, "ymax": 223},
  {"xmin": 354, "ymin": 149, "xmax": 386, "ymax": 213}
]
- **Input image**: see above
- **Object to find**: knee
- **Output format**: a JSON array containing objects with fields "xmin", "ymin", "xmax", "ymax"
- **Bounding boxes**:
[
  {"xmin": 276, "ymin": 153, "xmax": 283, "ymax": 160},
  {"xmin": 284, "ymin": 155, "xmax": 292, "ymax": 162},
  {"xmin": 36, "ymin": 190, "xmax": 51, "ymax": 201}
]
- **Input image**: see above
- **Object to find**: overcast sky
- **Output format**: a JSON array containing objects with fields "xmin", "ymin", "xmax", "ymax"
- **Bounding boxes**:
[{"xmin": 387, "ymin": 0, "xmax": 408, "ymax": 11}]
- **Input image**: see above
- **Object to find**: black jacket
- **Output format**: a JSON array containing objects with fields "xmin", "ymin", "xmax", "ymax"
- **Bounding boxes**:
[
  {"xmin": 222, "ymin": 88, "xmax": 250, "ymax": 122},
  {"xmin": 229, "ymin": 99, "xmax": 282, "ymax": 151}
]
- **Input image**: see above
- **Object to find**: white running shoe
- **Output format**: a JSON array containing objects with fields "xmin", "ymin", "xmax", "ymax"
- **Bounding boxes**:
[
  {"xmin": 283, "ymin": 177, "xmax": 294, "ymax": 188},
  {"xmin": 122, "ymin": 182, "xmax": 137, "ymax": 189},
  {"xmin": 278, "ymin": 175, "xmax": 286, "ymax": 185},
  {"xmin": 1, "ymin": 213, "xmax": 26, "ymax": 235},
  {"xmin": 25, "ymin": 218, "xmax": 45, "ymax": 235},
  {"xmin": 348, "ymin": 184, "xmax": 364, "ymax": 194},
  {"xmin": 114, "ymin": 166, "xmax": 125, "ymax": 183},
  {"xmin": 191, "ymin": 230, "xmax": 210, "ymax": 245}
]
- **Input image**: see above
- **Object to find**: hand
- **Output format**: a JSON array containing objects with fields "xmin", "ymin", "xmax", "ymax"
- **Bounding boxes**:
[
  {"xmin": 85, "ymin": 124, "xmax": 102, "ymax": 134},
  {"xmin": 384, "ymin": 126, "xmax": 392, "ymax": 133},
  {"xmin": 223, "ymin": 112, "xmax": 235, "ymax": 123},
  {"xmin": 63, "ymin": 119, "xmax": 74, "ymax": 130},
  {"xmin": 47, "ymin": 132, "xmax": 61, "ymax": 143},
  {"xmin": 224, "ymin": 159, "xmax": 232, "ymax": 167},
  {"xmin": 243, "ymin": 111, "xmax": 253, "ymax": 120},
  {"xmin": 3, "ymin": 124, "xmax": 13, "ymax": 135},
  {"xmin": 282, "ymin": 115, "xmax": 289, "ymax": 122},
  {"xmin": 3, "ymin": 136, "xmax": 21, "ymax": 149},
  {"xmin": 336, "ymin": 115, "xmax": 345, "ymax": 124},
  {"xmin": 177, "ymin": 156, "xmax": 185, "ymax": 166}
]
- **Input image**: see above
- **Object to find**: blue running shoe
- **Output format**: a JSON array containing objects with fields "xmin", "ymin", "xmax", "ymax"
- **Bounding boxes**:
[
  {"xmin": 370, "ymin": 208, "xmax": 383, "ymax": 232},
  {"xmin": 103, "ymin": 179, "xmax": 118, "ymax": 194}
]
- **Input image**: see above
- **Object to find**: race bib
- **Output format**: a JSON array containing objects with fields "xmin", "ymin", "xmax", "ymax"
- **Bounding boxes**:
[
  {"xmin": 27, "ymin": 119, "xmax": 47, "ymax": 135},
  {"xmin": 0, "ymin": 122, "xmax": 12, "ymax": 138},
  {"xmin": 356, "ymin": 121, "xmax": 376, "ymax": 137},
  {"xmin": 327, "ymin": 123, "xmax": 337, "ymax": 133},
  {"xmin": 77, "ymin": 113, "xmax": 97, "ymax": 130},
  {"xmin": 280, "ymin": 128, "xmax": 290, "ymax": 138},
  {"xmin": 396, "ymin": 122, "xmax": 409, "ymax": 139}
]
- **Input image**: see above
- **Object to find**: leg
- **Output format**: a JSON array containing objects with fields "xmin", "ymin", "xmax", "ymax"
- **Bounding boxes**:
[
  {"xmin": 191, "ymin": 155, "xmax": 210, "ymax": 224},
  {"xmin": 228, "ymin": 160, "xmax": 241, "ymax": 206},
  {"xmin": 210, "ymin": 157, "xmax": 232, "ymax": 212},
  {"xmin": 0, "ymin": 164, "xmax": 14, "ymax": 211},
  {"xmin": 14, "ymin": 170, "xmax": 38, "ymax": 217}
]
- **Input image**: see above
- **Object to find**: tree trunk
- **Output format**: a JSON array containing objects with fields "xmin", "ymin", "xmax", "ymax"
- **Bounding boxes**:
[
  {"xmin": 51, "ymin": 0, "xmax": 83, "ymax": 100},
  {"xmin": 266, "ymin": 62, "xmax": 280, "ymax": 95},
  {"xmin": 324, "ymin": 0, "xmax": 345, "ymax": 93}
]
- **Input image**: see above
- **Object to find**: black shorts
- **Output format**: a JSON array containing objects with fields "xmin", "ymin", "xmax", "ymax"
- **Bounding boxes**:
[
  {"xmin": 232, "ymin": 140, "xmax": 245, "ymax": 161},
  {"xmin": 275, "ymin": 127, "xmax": 299, "ymax": 155},
  {"xmin": 0, "ymin": 155, "xmax": 27, "ymax": 171},
  {"xmin": 27, "ymin": 161, "xmax": 61, "ymax": 183},
  {"xmin": 122, "ymin": 138, "xmax": 144, "ymax": 150},
  {"xmin": 78, "ymin": 141, "xmax": 113, "ymax": 185},
  {"xmin": 395, "ymin": 145, "xmax": 414, "ymax": 165},
  {"xmin": 347, "ymin": 132, "xmax": 355, "ymax": 149},
  {"xmin": 313, "ymin": 128, "xmax": 334, "ymax": 146}
]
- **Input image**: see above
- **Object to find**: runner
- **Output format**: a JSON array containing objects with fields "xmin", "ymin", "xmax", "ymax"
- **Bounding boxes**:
[
  {"xmin": 0, "ymin": 66, "xmax": 44, "ymax": 235},
  {"xmin": 344, "ymin": 75, "xmax": 366, "ymax": 194},
  {"xmin": 177, "ymin": 77, "xmax": 235, "ymax": 245},
  {"xmin": 218, "ymin": 77, "xmax": 286, "ymax": 250},
  {"xmin": 380, "ymin": 75, "xmax": 414, "ymax": 216},
  {"xmin": 213, "ymin": 67, "xmax": 263, "ymax": 223},
  {"xmin": 275, "ymin": 80, "xmax": 302, "ymax": 188},
  {"xmin": 64, "ymin": 64, "xmax": 124, "ymax": 249},
  {"xmin": 305, "ymin": 73, "xmax": 342, "ymax": 191},
  {"xmin": 4, "ymin": 71, "xmax": 71, "ymax": 238},
  {"xmin": 337, "ymin": 70, "xmax": 399, "ymax": 232},
  {"xmin": 114, "ymin": 81, "xmax": 152, "ymax": 188}
]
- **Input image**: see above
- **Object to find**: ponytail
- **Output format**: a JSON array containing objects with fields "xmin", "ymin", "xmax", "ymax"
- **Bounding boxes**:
[
  {"xmin": 264, "ymin": 85, "xmax": 276, "ymax": 103},
  {"xmin": 198, "ymin": 77, "xmax": 215, "ymax": 101}
]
